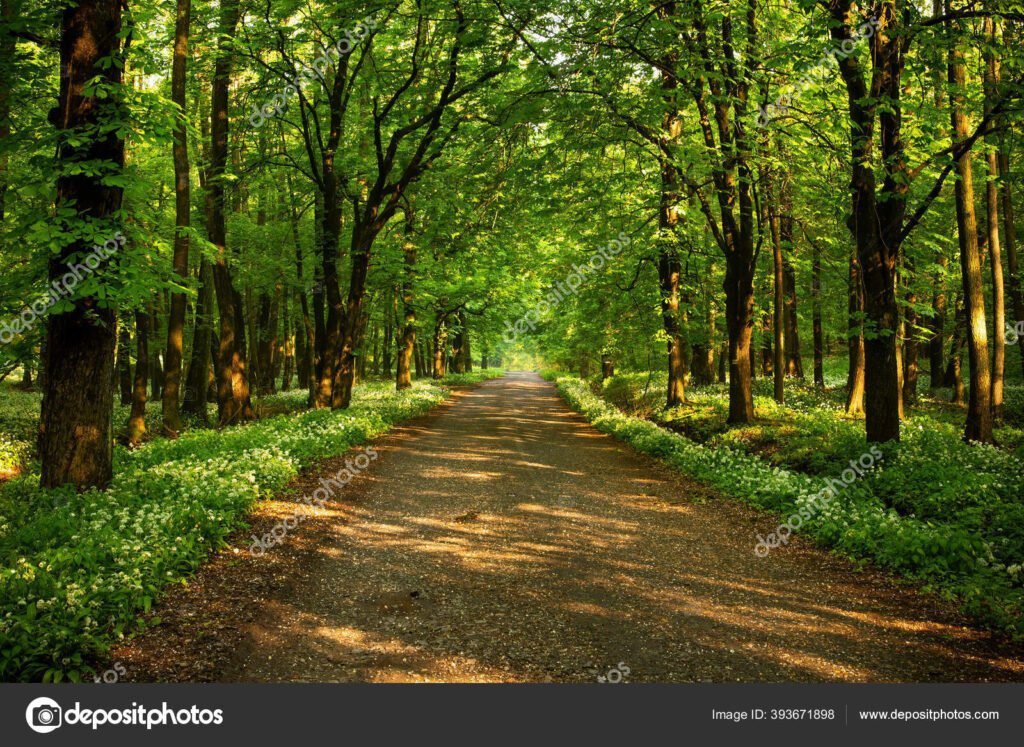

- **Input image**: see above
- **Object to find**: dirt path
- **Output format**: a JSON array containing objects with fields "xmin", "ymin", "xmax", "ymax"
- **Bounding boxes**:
[{"xmin": 118, "ymin": 372, "xmax": 1024, "ymax": 682}]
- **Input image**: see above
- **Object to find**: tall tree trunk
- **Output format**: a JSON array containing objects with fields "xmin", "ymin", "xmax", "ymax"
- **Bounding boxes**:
[
  {"xmin": 207, "ymin": 0, "xmax": 251, "ymax": 425},
  {"xmin": 949, "ymin": 31, "xmax": 993, "ymax": 443},
  {"xmin": 846, "ymin": 251, "xmax": 866, "ymax": 415},
  {"xmin": 0, "ymin": 0, "xmax": 12, "ymax": 223},
  {"xmin": 40, "ymin": 0, "xmax": 125, "ymax": 488},
  {"xmin": 830, "ymin": 4, "xmax": 903, "ymax": 442},
  {"xmin": 983, "ymin": 16, "xmax": 1004, "ymax": 417},
  {"xmin": 782, "ymin": 257, "xmax": 802, "ymax": 378},
  {"xmin": 161, "ymin": 0, "xmax": 192, "ymax": 435},
  {"xmin": 396, "ymin": 215, "xmax": 417, "ymax": 390},
  {"xmin": 769, "ymin": 184, "xmax": 785, "ymax": 404},
  {"xmin": 656, "ymin": 40, "xmax": 688, "ymax": 409},
  {"xmin": 127, "ymin": 309, "xmax": 149, "ymax": 447},
  {"xmin": 811, "ymin": 238, "xmax": 824, "ymax": 387}
]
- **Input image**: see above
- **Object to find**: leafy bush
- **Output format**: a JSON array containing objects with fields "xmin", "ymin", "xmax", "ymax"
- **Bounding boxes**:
[
  {"xmin": 550, "ymin": 374, "xmax": 1024, "ymax": 636},
  {"xmin": 0, "ymin": 380, "xmax": 453, "ymax": 681}
]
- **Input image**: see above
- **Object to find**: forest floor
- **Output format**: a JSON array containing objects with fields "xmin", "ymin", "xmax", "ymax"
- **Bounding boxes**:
[{"xmin": 111, "ymin": 372, "xmax": 1024, "ymax": 682}]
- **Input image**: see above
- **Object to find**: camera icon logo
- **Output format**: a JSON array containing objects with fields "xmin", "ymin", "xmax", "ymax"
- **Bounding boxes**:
[{"xmin": 25, "ymin": 697, "xmax": 62, "ymax": 734}]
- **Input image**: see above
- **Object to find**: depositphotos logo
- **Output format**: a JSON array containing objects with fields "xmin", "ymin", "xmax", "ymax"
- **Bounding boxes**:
[{"xmin": 25, "ymin": 696, "xmax": 224, "ymax": 733}]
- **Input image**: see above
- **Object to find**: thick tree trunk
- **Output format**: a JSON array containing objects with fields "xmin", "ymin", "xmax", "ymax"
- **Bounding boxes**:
[
  {"xmin": 949, "ymin": 35, "xmax": 993, "ymax": 443},
  {"xmin": 39, "ymin": 0, "xmax": 125, "ymax": 489},
  {"xmin": 208, "ymin": 0, "xmax": 252, "ymax": 425},
  {"xmin": 161, "ymin": 0, "xmax": 191, "ymax": 435},
  {"xmin": 830, "ymin": 6, "xmax": 904, "ymax": 442},
  {"xmin": 724, "ymin": 253, "xmax": 756, "ymax": 423}
]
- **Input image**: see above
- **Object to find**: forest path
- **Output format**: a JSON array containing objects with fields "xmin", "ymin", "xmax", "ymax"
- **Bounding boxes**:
[{"xmin": 121, "ymin": 372, "xmax": 1024, "ymax": 682}]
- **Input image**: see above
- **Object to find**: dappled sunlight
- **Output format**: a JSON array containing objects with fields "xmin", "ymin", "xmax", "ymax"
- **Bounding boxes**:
[{"xmin": 225, "ymin": 373, "xmax": 1024, "ymax": 683}]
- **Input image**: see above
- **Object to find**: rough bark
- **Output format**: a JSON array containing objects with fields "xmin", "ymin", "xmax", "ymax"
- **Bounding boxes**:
[
  {"xmin": 207, "ymin": 0, "xmax": 251, "ymax": 425},
  {"xmin": 39, "ymin": 0, "xmax": 125, "ymax": 488},
  {"xmin": 161, "ymin": 0, "xmax": 191, "ymax": 435}
]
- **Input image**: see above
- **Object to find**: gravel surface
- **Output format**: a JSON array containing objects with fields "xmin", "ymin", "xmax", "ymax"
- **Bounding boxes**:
[{"xmin": 113, "ymin": 372, "xmax": 1024, "ymax": 682}]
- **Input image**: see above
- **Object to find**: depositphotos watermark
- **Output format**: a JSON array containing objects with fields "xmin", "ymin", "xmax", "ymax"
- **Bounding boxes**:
[
  {"xmin": 756, "ymin": 17, "xmax": 879, "ymax": 127},
  {"xmin": 0, "ymin": 231, "xmax": 126, "ymax": 345},
  {"xmin": 754, "ymin": 445, "xmax": 883, "ymax": 557},
  {"xmin": 503, "ymin": 232, "xmax": 631, "ymax": 343},
  {"xmin": 249, "ymin": 446, "xmax": 378, "ymax": 556},
  {"xmin": 25, "ymin": 697, "xmax": 223, "ymax": 733},
  {"xmin": 249, "ymin": 16, "xmax": 377, "ymax": 128}
]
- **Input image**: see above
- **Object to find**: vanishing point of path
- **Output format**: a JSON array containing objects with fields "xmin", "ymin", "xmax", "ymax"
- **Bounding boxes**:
[{"xmin": 118, "ymin": 372, "xmax": 1024, "ymax": 682}]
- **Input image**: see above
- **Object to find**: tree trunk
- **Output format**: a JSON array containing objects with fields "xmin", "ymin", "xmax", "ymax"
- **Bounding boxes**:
[
  {"xmin": 161, "ymin": 0, "xmax": 192, "ymax": 436},
  {"xmin": 949, "ymin": 33, "xmax": 993, "ymax": 443},
  {"xmin": 0, "ymin": 0, "xmax": 13, "ymax": 222},
  {"xmin": 127, "ymin": 309, "xmax": 149, "ymax": 447},
  {"xmin": 182, "ymin": 258, "xmax": 213, "ymax": 421},
  {"xmin": 811, "ymin": 238, "xmax": 824, "ymax": 387},
  {"xmin": 770, "ymin": 187, "xmax": 785, "ymax": 404},
  {"xmin": 117, "ymin": 316, "xmax": 133, "ymax": 405},
  {"xmin": 724, "ymin": 254, "xmax": 756, "ymax": 423},
  {"xmin": 149, "ymin": 299, "xmax": 164, "ymax": 402},
  {"xmin": 432, "ymin": 319, "xmax": 448, "ymax": 379},
  {"xmin": 281, "ymin": 297, "xmax": 293, "ymax": 391},
  {"xmin": 845, "ymin": 251, "xmax": 866, "ymax": 415},
  {"xmin": 782, "ymin": 256, "xmax": 803, "ymax": 379},
  {"xmin": 40, "ymin": 0, "xmax": 124, "ymax": 489},
  {"xmin": 983, "ymin": 16, "xmax": 1004, "ymax": 417},
  {"xmin": 396, "ymin": 221, "xmax": 417, "ymax": 390},
  {"xmin": 208, "ymin": 0, "xmax": 251, "ymax": 426},
  {"xmin": 601, "ymin": 353, "xmax": 615, "ymax": 380}
]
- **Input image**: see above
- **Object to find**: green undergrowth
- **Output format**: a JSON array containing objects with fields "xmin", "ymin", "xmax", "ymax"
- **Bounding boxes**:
[{"xmin": 0, "ymin": 371, "xmax": 502, "ymax": 682}]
